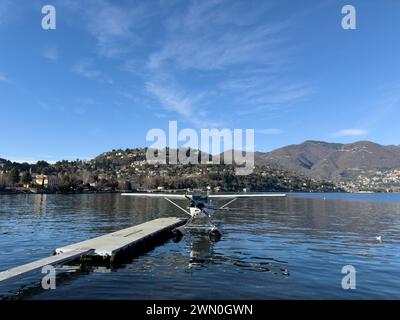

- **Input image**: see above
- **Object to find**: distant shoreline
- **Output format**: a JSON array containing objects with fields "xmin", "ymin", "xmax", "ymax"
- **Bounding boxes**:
[
  {"xmin": 0, "ymin": 190, "xmax": 122, "ymax": 195},
  {"xmin": 3, "ymin": 190, "xmax": 400, "ymax": 196}
]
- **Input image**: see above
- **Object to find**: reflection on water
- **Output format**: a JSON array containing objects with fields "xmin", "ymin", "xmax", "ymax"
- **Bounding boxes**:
[
  {"xmin": 187, "ymin": 231, "xmax": 289, "ymax": 276},
  {"xmin": 1, "ymin": 193, "xmax": 400, "ymax": 299},
  {"xmin": 188, "ymin": 232, "xmax": 216, "ymax": 267}
]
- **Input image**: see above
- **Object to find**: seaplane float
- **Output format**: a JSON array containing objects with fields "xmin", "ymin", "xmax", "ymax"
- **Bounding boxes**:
[{"xmin": 122, "ymin": 189, "xmax": 287, "ymax": 240}]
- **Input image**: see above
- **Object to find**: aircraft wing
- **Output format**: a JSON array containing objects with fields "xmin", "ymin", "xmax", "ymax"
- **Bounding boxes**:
[
  {"xmin": 121, "ymin": 193, "xmax": 190, "ymax": 199},
  {"xmin": 208, "ymin": 193, "xmax": 286, "ymax": 199}
]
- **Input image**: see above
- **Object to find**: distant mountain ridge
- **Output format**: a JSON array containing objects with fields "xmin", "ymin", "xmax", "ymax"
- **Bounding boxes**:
[
  {"xmin": 2, "ymin": 140, "xmax": 400, "ymax": 186},
  {"xmin": 255, "ymin": 140, "xmax": 400, "ymax": 181}
]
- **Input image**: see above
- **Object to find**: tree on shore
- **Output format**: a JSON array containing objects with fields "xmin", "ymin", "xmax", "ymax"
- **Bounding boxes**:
[
  {"xmin": 21, "ymin": 171, "xmax": 32, "ymax": 185},
  {"xmin": 7, "ymin": 168, "xmax": 20, "ymax": 186}
]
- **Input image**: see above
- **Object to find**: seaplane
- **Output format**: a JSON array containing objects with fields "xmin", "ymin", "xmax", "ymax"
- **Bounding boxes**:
[{"xmin": 122, "ymin": 188, "xmax": 286, "ymax": 240}]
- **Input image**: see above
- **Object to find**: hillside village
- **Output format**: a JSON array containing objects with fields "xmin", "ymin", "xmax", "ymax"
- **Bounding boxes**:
[
  {"xmin": 337, "ymin": 169, "xmax": 400, "ymax": 192},
  {"xmin": 0, "ymin": 148, "xmax": 341, "ymax": 194}
]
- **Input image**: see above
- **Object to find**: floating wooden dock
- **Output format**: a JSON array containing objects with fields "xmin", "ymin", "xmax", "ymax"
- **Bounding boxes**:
[
  {"xmin": 0, "ymin": 217, "xmax": 186, "ymax": 283},
  {"xmin": 55, "ymin": 217, "xmax": 186, "ymax": 262}
]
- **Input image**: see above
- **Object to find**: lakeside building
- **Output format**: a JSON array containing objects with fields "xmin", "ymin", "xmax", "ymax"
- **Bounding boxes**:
[{"xmin": 33, "ymin": 174, "xmax": 60, "ymax": 188}]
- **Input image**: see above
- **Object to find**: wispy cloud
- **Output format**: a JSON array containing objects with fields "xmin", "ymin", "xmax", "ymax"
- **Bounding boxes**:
[
  {"xmin": 145, "ymin": 80, "xmax": 224, "ymax": 127},
  {"xmin": 220, "ymin": 74, "xmax": 311, "ymax": 115},
  {"xmin": 73, "ymin": 60, "xmax": 101, "ymax": 79},
  {"xmin": 0, "ymin": 72, "xmax": 8, "ymax": 82},
  {"xmin": 357, "ymin": 84, "xmax": 400, "ymax": 130},
  {"xmin": 73, "ymin": 60, "xmax": 113, "ymax": 84},
  {"xmin": 331, "ymin": 129, "xmax": 368, "ymax": 138},
  {"xmin": 58, "ymin": 0, "xmax": 148, "ymax": 58},
  {"xmin": 148, "ymin": 1, "xmax": 288, "ymax": 71},
  {"xmin": 146, "ymin": 0, "xmax": 310, "ymax": 119},
  {"xmin": 86, "ymin": 5, "xmax": 141, "ymax": 58},
  {"xmin": 61, "ymin": 1, "xmax": 311, "ymax": 123},
  {"xmin": 145, "ymin": 82, "xmax": 195, "ymax": 119},
  {"xmin": 42, "ymin": 45, "xmax": 59, "ymax": 61}
]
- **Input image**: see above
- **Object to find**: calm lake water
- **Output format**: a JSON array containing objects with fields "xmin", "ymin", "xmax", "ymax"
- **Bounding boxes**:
[{"xmin": 0, "ymin": 193, "xmax": 400, "ymax": 299}]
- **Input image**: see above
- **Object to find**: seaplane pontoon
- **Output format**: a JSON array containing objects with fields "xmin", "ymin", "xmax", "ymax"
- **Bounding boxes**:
[{"xmin": 122, "ymin": 189, "xmax": 287, "ymax": 240}]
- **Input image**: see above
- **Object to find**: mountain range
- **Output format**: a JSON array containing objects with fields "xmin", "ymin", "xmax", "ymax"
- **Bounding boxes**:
[
  {"xmin": 255, "ymin": 140, "xmax": 400, "ymax": 181},
  {"xmin": 2, "ymin": 140, "xmax": 400, "ymax": 186}
]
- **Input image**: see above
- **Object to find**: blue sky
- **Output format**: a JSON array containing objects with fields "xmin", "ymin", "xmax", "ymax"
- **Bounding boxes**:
[{"xmin": 0, "ymin": 0, "xmax": 400, "ymax": 162}]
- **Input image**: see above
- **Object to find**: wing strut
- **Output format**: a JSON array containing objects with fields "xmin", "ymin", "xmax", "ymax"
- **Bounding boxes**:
[
  {"xmin": 164, "ymin": 197, "xmax": 191, "ymax": 216},
  {"xmin": 219, "ymin": 197, "xmax": 238, "ymax": 210}
]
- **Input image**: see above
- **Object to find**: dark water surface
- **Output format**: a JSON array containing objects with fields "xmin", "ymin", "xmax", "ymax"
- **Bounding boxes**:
[{"xmin": 0, "ymin": 193, "xmax": 399, "ymax": 299}]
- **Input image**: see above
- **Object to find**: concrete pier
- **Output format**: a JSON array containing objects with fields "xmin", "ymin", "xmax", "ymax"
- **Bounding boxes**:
[{"xmin": 0, "ymin": 217, "xmax": 186, "ymax": 283}]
